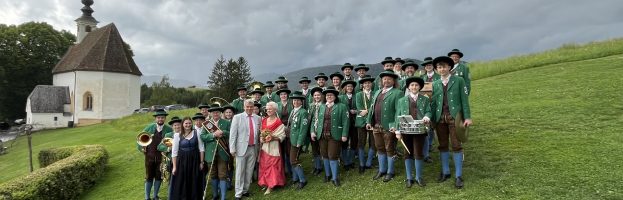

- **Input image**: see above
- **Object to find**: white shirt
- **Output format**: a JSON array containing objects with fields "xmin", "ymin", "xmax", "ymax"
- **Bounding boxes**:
[
  {"xmin": 382, "ymin": 87, "xmax": 393, "ymax": 94},
  {"xmin": 427, "ymin": 72, "xmax": 435, "ymax": 77},
  {"xmin": 172, "ymin": 130, "xmax": 205, "ymax": 158},
  {"xmin": 326, "ymin": 102, "xmax": 334, "ymax": 108}
]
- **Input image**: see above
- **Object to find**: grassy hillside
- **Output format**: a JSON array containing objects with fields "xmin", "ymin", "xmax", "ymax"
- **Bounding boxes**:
[{"xmin": 2, "ymin": 55, "xmax": 623, "ymax": 199}]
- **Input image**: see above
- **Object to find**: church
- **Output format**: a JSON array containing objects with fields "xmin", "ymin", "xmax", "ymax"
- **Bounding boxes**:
[{"xmin": 26, "ymin": 0, "xmax": 142, "ymax": 129}]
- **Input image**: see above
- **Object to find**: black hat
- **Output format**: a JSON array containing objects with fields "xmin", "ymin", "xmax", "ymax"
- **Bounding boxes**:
[
  {"xmin": 290, "ymin": 91, "xmax": 306, "ymax": 100},
  {"xmin": 394, "ymin": 57, "xmax": 405, "ymax": 64},
  {"xmin": 275, "ymin": 76, "xmax": 288, "ymax": 83},
  {"xmin": 192, "ymin": 112, "xmax": 206, "ymax": 120},
  {"xmin": 340, "ymin": 80, "xmax": 357, "ymax": 89},
  {"xmin": 314, "ymin": 73, "xmax": 329, "ymax": 81},
  {"xmin": 168, "ymin": 116, "xmax": 182, "ymax": 125},
  {"xmin": 420, "ymin": 57, "xmax": 433, "ymax": 66},
  {"xmin": 276, "ymin": 88, "xmax": 291, "ymax": 95},
  {"xmin": 236, "ymin": 85, "xmax": 248, "ymax": 91},
  {"xmin": 198, "ymin": 103, "xmax": 210, "ymax": 109},
  {"xmin": 263, "ymin": 81, "xmax": 275, "ymax": 88},
  {"xmin": 404, "ymin": 77, "xmax": 425, "ymax": 91},
  {"xmin": 358, "ymin": 75, "xmax": 375, "ymax": 84},
  {"xmin": 250, "ymin": 88, "xmax": 265, "ymax": 95},
  {"xmin": 253, "ymin": 101, "xmax": 262, "ymax": 109},
  {"xmin": 341, "ymin": 63, "xmax": 354, "ymax": 71},
  {"xmin": 152, "ymin": 109, "xmax": 168, "ymax": 117},
  {"xmin": 222, "ymin": 105, "xmax": 236, "ymax": 113},
  {"xmin": 401, "ymin": 60, "xmax": 418, "ymax": 71},
  {"xmin": 310, "ymin": 87, "xmax": 323, "ymax": 95},
  {"xmin": 299, "ymin": 76, "xmax": 312, "ymax": 84},
  {"xmin": 208, "ymin": 104, "xmax": 223, "ymax": 112},
  {"xmin": 433, "ymin": 56, "xmax": 455, "ymax": 70},
  {"xmin": 378, "ymin": 69, "xmax": 399, "ymax": 79},
  {"xmin": 381, "ymin": 57, "xmax": 395, "ymax": 65},
  {"xmin": 322, "ymin": 86, "xmax": 340, "ymax": 102},
  {"xmin": 447, "ymin": 49, "xmax": 464, "ymax": 58},
  {"xmin": 329, "ymin": 72, "xmax": 344, "ymax": 80},
  {"xmin": 354, "ymin": 63, "xmax": 369, "ymax": 72}
]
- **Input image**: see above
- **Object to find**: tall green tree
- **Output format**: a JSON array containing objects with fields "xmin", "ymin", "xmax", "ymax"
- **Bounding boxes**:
[
  {"xmin": 207, "ymin": 55, "xmax": 253, "ymax": 102},
  {"xmin": 0, "ymin": 22, "xmax": 75, "ymax": 120},
  {"xmin": 144, "ymin": 75, "xmax": 176, "ymax": 106}
]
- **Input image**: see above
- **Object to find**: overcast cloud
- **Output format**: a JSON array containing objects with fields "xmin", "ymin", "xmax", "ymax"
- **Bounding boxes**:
[{"xmin": 2, "ymin": 0, "xmax": 622, "ymax": 85}]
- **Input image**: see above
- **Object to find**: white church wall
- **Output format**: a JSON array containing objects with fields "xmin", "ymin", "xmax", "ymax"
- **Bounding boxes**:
[
  {"xmin": 74, "ymin": 71, "xmax": 105, "ymax": 121},
  {"xmin": 101, "ymin": 72, "xmax": 140, "ymax": 119},
  {"xmin": 28, "ymin": 113, "xmax": 72, "ymax": 131}
]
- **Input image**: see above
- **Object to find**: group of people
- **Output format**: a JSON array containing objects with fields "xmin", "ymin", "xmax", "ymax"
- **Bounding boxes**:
[{"xmin": 138, "ymin": 48, "xmax": 473, "ymax": 200}]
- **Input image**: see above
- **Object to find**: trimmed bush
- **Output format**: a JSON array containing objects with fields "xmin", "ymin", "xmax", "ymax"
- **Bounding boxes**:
[{"xmin": 0, "ymin": 145, "xmax": 108, "ymax": 200}]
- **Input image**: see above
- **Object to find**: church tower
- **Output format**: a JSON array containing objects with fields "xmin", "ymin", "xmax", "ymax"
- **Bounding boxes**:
[{"xmin": 75, "ymin": 0, "xmax": 99, "ymax": 43}]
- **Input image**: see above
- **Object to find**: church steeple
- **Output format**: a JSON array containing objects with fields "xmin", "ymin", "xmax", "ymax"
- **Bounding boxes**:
[{"xmin": 75, "ymin": 0, "xmax": 99, "ymax": 43}]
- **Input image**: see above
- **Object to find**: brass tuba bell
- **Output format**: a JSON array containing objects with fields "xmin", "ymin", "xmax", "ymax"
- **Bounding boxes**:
[
  {"xmin": 162, "ymin": 137, "xmax": 173, "ymax": 147},
  {"xmin": 137, "ymin": 132, "xmax": 152, "ymax": 147},
  {"xmin": 250, "ymin": 81, "xmax": 263, "ymax": 91},
  {"xmin": 209, "ymin": 97, "xmax": 230, "ymax": 107}
]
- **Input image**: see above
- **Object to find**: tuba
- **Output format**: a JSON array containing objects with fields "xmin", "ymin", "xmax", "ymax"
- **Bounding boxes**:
[{"xmin": 209, "ymin": 97, "xmax": 229, "ymax": 108}]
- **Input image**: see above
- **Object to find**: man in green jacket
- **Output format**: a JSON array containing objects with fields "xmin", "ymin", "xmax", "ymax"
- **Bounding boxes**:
[
  {"xmin": 288, "ymin": 92, "xmax": 310, "ymax": 189},
  {"xmin": 366, "ymin": 70, "xmax": 401, "ymax": 182},
  {"xmin": 448, "ymin": 49, "xmax": 471, "ymax": 95},
  {"xmin": 231, "ymin": 85, "xmax": 248, "ymax": 114},
  {"xmin": 430, "ymin": 56, "xmax": 472, "ymax": 189},
  {"xmin": 260, "ymin": 81, "xmax": 275, "ymax": 107},
  {"xmin": 373, "ymin": 57, "xmax": 396, "ymax": 91},
  {"xmin": 201, "ymin": 104, "xmax": 232, "ymax": 200},
  {"xmin": 355, "ymin": 75, "xmax": 375, "ymax": 174},
  {"xmin": 272, "ymin": 76, "xmax": 289, "ymax": 103},
  {"xmin": 399, "ymin": 60, "xmax": 419, "ymax": 91},
  {"xmin": 139, "ymin": 109, "xmax": 172, "ymax": 200}
]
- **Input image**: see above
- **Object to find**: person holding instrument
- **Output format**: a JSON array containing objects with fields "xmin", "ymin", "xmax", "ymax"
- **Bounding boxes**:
[{"xmin": 201, "ymin": 104, "xmax": 231, "ymax": 200}]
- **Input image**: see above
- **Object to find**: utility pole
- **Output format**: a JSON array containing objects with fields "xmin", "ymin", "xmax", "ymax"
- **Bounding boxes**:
[{"xmin": 24, "ymin": 125, "xmax": 34, "ymax": 172}]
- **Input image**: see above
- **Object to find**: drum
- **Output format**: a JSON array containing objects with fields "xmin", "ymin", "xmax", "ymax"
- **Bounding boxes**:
[{"xmin": 397, "ymin": 115, "xmax": 428, "ymax": 134}]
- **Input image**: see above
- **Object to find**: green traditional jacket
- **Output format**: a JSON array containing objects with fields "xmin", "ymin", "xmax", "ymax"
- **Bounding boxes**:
[
  {"xmin": 420, "ymin": 72, "xmax": 441, "ymax": 83},
  {"xmin": 260, "ymin": 94, "xmax": 273, "ymax": 106},
  {"xmin": 452, "ymin": 62, "xmax": 471, "ymax": 95},
  {"xmin": 231, "ymin": 98, "xmax": 245, "ymax": 114},
  {"xmin": 431, "ymin": 75, "xmax": 471, "ymax": 123},
  {"xmin": 200, "ymin": 119, "xmax": 231, "ymax": 162},
  {"xmin": 156, "ymin": 131, "xmax": 174, "ymax": 158},
  {"xmin": 338, "ymin": 93, "xmax": 357, "ymax": 124},
  {"xmin": 271, "ymin": 91, "xmax": 282, "ymax": 103},
  {"xmin": 288, "ymin": 107, "xmax": 310, "ymax": 146},
  {"xmin": 354, "ymin": 90, "xmax": 373, "ymax": 128},
  {"xmin": 366, "ymin": 87, "xmax": 401, "ymax": 130},
  {"xmin": 137, "ymin": 123, "xmax": 173, "ymax": 152},
  {"xmin": 391, "ymin": 94, "xmax": 432, "ymax": 130},
  {"xmin": 312, "ymin": 103, "xmax": 349, "ymax": 141},
  {"xmin": 277, "ymin": 100, "xmax": 294, "ymax": 119},
  {"xmin": 301, "ymin": 88, "xmax": 312, "ymax": 109}
]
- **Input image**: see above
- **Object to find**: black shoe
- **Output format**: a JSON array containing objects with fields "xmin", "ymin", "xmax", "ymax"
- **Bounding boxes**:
[
  {"xmin": 296, "ymin": 181, "xmax": 307, "ymax": 190},
  {"xmin": 383, "ymin": 173, "xmax": 395, "ymax": 182},
  {"xmin": 415, "ymin": 178, "xmax": 426, "ymax": 187},
  {"xmin": 455, "ymin": 177, "xmax": 464, "ymax": 189},
  {"xmin": 332, "ymin": 179, "xmax": 341, "ymax": 187},
  {"xmin": 153, "ymin": 196, "xmax": 159, "ymax": 200},
  {"xmin": 324, "ymin": 176, "xmax": 331, "ymax": 183},
  {"xmin": 344, "ymin": 164, "xmax": 351, "ymax": 171},
  {"xmin": 429, "ymin": 145, "xmax": 433, "ymax": 152},
  {"xmin": 424, "ymin": 157, "xmax": 433, "ymax": 163},
  {"xmin": 405, "ymin": 179, "xmax": 413, "ymax": 188},
  {"xmin": 242, "ymin": 192, "xmax": 251, "ymax": 197},
  {"xmin": 212, "ymin": 197, "xmax": 218, "ymax": 200},
  {"xmin": 438, "ymin": 173, "xmax": 451, "ymax": 183},
  {"xmin": 235, "ymin": 198, "xmax": 242, "ymax": 200},
  {"xmin": 358, "ymin": 166, "xmax": 365, "ymax": 174},
  {"xmin": 373, "ymin": 172, "xmax": 386, "ymax": 180}
]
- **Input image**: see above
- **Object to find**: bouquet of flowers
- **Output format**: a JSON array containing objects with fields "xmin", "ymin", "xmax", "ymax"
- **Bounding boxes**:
[{"xmin": 260, "ymin": 129, "xmax": 272, "ymax": 143}]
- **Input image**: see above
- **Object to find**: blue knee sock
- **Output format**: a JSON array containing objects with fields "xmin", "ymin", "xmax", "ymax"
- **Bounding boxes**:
[
  {"xmin": 358, "ymin": 148, "xmax": 365, "ymax": 167},
  {"xmin": 144, "ymin": 180, "xmax": 153, "ymax": 200},
  {"xmin": 423, "ymin": 136, "xmax": 431, "ymax": 158},
  {"xmin": 378, "ymin": 153, "xmax": 387, "ymax": 173},
  {"xmin": 153, "ymin": 180, "xmax": 161, "ymax": 198},
  {"xmin": 441, "ymin": 151, "xmax": 450, "ymax": 175},
  {"xmin": 219, "ymin": 180, "xmax": 227, "ymax": 200},
  {"xmin": 453, "ymin": 152, "xmax": 463, "ymax": 177},
  {"xmin": 211, "ymin": 179, "xmax": 219, "ymax": 198},
  {"xmin": 415, "ymin": 159, "xmax": 424, "ymax": 180},
  {"xmin": 387, "ymin": 156, "xmax": 395, "ymax": 174},
  {"xmin": 314, "ymin": 156, "xmax": 322, "ymax": 169},
  {"xmin": 405, "ymin": 159, "xmax": 414, "ymax": 180},
  {"xmin": 366, "ymin": 149, "xmax": 375, "ymax": 167},
  {"xmin": 329, "ymin": 160, "xmax": 339, "ymax": 181},
  {"xmin": 323, "ymin": 159, "xmax": 331, "ymax": 177},
  {"xmin": 296, "ymin": 166, "xmax": 306, "ymax": 182}
]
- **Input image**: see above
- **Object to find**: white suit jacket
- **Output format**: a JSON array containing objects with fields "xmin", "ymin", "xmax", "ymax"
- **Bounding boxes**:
[{"xmin": 229, "ymin": 112, "xmax": 261, "ymax": 157}]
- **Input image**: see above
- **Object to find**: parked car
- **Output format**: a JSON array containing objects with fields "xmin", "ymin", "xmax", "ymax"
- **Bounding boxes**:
[
  {"xmin": 165, "ymin": 104, "xmax": 188, "ymax": 111},
  {"xmin": 150, "ymin": 105, "xmax": 165, "ymax": 111},
  {"xmin": 133, "ymin": 108, "xmax": 150, "ymax": 114}
]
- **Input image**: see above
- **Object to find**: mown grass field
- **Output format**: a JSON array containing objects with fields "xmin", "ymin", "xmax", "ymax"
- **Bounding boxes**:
[{"xmin": 2, "ymin": 51, "xmax": 623, "ymax": 199}]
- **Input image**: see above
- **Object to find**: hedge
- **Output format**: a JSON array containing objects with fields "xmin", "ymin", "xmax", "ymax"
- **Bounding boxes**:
[{"xmin": 0, "ymin": 145, "xmax": 109, "ymax": 200}]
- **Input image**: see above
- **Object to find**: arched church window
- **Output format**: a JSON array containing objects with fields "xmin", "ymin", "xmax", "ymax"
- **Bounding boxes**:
[
  {"xmin": 84, "ymin": 92, "xmax": 93, "ymax": 111},
  {"xmin": 85, "ymin": 25, "xmax": 92, "ymax": 32}
]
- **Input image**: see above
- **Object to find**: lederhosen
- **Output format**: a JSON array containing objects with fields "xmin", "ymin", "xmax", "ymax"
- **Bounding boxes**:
[
  {"xmin": 208, "ymin": 129, "xmax": 229, "ymax": 180},
  {"xmin": 436, "ymin": 84, "xmax": 462, "ymax": 152},
  {"xmin": 342, "ymin": 95, "xmax": 357, "ymax": 151},
  {"xmin": 289, "ymin": 109, "xmax": 302, "ymax": 165},
  {"xmin": 145, "ymin": 128, "xmax": 164, "ymax": 180},
  {"xmin": 320, "ymin": 105, "xmax": 341, "ymax": 160},
  {"xmin": 372, "ymin": 92, "xmax": 396, "ymax": 157},
  {"xmin": 403, "ymin": 97, "xmax": 427, "ymax": 160}
]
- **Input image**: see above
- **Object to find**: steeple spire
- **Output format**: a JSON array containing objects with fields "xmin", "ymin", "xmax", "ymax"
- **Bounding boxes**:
[{"xmin": 75, "ymin": 0, "xmax": 99, "ymax": 43}]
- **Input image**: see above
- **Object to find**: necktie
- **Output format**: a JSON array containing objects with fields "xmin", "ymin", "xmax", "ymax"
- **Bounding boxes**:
[{"xmin": 248, "ymin": 115, "xmax": 254, "ymax": 146}]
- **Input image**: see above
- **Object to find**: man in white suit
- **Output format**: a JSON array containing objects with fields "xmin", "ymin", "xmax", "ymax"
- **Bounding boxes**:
[{"xmin": 229, "ymin": 99, "xmax": 261, "ymax": 199}]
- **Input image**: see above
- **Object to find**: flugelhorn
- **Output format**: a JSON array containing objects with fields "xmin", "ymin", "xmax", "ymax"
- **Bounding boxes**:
[
  {"xmin": 162, "ymin": 137, "xmax": 173, "ymax": 147},
  {"xmin": 137, "ymin": 132, "xmax": 152, "ymax": 147}
]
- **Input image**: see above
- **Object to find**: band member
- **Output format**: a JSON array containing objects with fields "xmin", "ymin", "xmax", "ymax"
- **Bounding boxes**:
[
  {"xmin": 258, "ymin": 102, "xmax": 287, "ymax": 195},
  {"xmin": 222, "ymin": 105, "xmax": 236, "ymax": 121},
  {"xmin": 355, "ymin": 75, "xmax": 376, "ymax": 174},
  {"xmin": 354, "ymin": 64, "xmax": 369, "ymax": 92},
  {"xmin": 139, "ymin": 109, "xmax": 172, "ymax": 200},
  {"xmin": 448, "ymin": 49, "xmax": 472, "ymax": 95},
  {"xmin": 157, "ymin": 116, "xmax": 181, "ymax": 198},
  {"xmin": 276, "ymin": 88, "xmax": 293, "ymax": 177},
  {"xmin": 288, "ymin": 92, "xmax": 310, "ymax": 189},
  {"xmin": 374, "ymin": 57, "xmax": 396, "ymax": 91},
  {"xmin": 250, "ymin": 88, "xmax": 264, "ymax": 104},
  {"xmin": 260, "ymin": 81, "xmax": 275, "ymax": 107},
  {"xmin": 273, "ymin": 76, "xmax": 289, "ymax": 102},
  {"xmin": 420, "ymin": 56, "xmax": 439, "ymax": 163},
  {"xmin": 253, "ymin": 101, "xmax": 262, "ymax": 116},
  {"xmin": 231, "ymin": 85, "xmax": 248, "ymax": 114},
  {"xmin": 431, "ymin": 56, "xmax": 472, "ymax": 189},
  {"xmin": 399, "ymin": 61, "xmax": 419, "ymax": 91},
  {"xmin": 314, "ymin": 72, "xmax": 329, "ymax": 90},
  {"xmin": 307, "ymin": 87, "xmax": 325, "ymax": 175},
  {"xmin": 170, "ymin": 117, "xmax": 205, "ymax": 200},
  {"xmin": 201, "ymin": 104, "xmax": 231, "ymax": 200},
  {"xmin": 393, "ymin": 77, "xmax": 432, "ymax": 188},
  {"xmin": 329, "ymin": 72, "xmax": 344, "ymax": 91},
  {"xmin": 198, "ymin": 104, "xmax": 211, "ymax": 117},
  {"xmin": 338, "ymin": 80, "xmax": 358, "ymax": 171},
  {"xmin": 192, "ymin": 113, "xmax": 206, "ymax": 134},
  {"xmin": 366, "ymin": 70, "xmax": 401, "ymax": 182},
  {"xmin": 229, "ymin": 100, "xmax": 261, "ymax": 200},
  {"xmin": 311, "ymin": 86, "xmax": 349, "ymax": 187},
  {"xmin": 341, "ymin": 63, "xmax": 355, "ymax": 81},
  {"xmin": 299, "ymin": 77, "xmax": 312, "ymax": 109},
  {"xmin": 393, "ymin": 57, "xmax": 406, "ymax": 79}
]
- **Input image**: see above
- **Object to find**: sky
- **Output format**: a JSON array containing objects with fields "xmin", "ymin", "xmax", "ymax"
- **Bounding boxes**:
[{"xmin": 1, "ymin": 0, "xmax": 622, "ymax": 85}]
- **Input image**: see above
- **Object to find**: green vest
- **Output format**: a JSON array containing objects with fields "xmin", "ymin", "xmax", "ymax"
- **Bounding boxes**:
[
  {"xmin": 366, "ymin": 87, "xmax": 401, "ymax": 130},
  {"xmin": 420, "ymin": 72, "xmax": 441, "ymax": 83},
  {"xmin": 312, "ymin": 103, "xmax": 349, "ymax": 141},
  {"xmin": 288, "ymin": 107, "xmax": 310, "ymax": 146},
  {"xmin": 200, "ymin": 119, "xmax": 231, "ymax": 162},
  {"xmin": 277, "ymin": 100, "xmax": 294, "ymax": 119},
  {"xmin": 431, "ymin": 76, "xmax": 471, "ymax": 123}
]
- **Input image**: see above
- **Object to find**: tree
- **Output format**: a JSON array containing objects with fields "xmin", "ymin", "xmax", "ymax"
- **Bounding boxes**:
[
  {"xmin": 0, "ymin": 22, "xmax": 75, "ymax": 120},
  {"xmin": 144, "ymin": 75, "xmax": 176, "ymax": 106},
  {"xmin": 207, "ymin": 55, "xmax": 253, "ymax": 102}
]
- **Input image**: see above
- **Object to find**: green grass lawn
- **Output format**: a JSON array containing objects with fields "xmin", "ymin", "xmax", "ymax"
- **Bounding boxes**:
[{"xmin": 2, "ymin": 55, "xmax": 623, "ymax": 199}]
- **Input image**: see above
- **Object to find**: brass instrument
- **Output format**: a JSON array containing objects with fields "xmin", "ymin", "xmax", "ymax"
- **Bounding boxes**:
[
  {"xmin": 160, "ymin": 152, "xmax": 171, "ymax": 182},
  {"xmin": 250, "ymin": 82, "xmax": 263, "ymax": 91},
  {"xmin": 162, "ymin": 137, "xmax": 173, "ymax": 147},
  {"xmin": 136, "ymin": 132, "xmax": 152, "ymax": 152}
]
